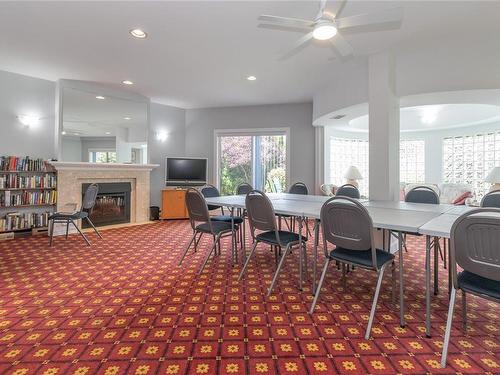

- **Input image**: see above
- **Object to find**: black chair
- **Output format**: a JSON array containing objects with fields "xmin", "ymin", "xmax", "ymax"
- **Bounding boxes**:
[
  {"xmin": 309, "ymin": 196, "xmax": 401, "ymax": 340},
  {"xmin": 279, "ymin": 182, "xmax": 310, "ymax": 234},
  {"xmin": 481, "ymin": 190, "xmax": 500, "ymax": 208},
  {"xmin": 405, "ymin": 185, "xmax": 440, "ymax": 204},
  {"xmin": 336, "ymin": 184, "xmax": 361, "ymax": 199},
  {"xmin": 236, "ymin": 182, "xmax": 253, "ymax": 195},
  {"xmin": 239, "ymin": 190, "xmax": 308, "ymax": 295},
  {"xmin": 441, "ymin": 208, "xmax": 500, "ymax": 367},
  {"xmin": 201, "ymin": 184, "xmax": 226, "ymax": 213},
  {"xmin": 48, "ymin": 183, "xmax": 102, "ymax": 246},
  {"xmin": 179, "ymin": 188, "xmax": 237, "ymax": 274}
]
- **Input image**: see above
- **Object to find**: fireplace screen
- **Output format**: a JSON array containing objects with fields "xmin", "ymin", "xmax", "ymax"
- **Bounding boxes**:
[{"xmin": 82, "ymin": 183, "xmax": 131, "ymax": 227}]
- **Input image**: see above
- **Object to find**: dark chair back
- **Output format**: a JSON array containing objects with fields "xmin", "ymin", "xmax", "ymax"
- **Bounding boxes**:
[
  {"xmin": 289, "ymin": 182, "xmax": 308, "ymax": 195},
  {"xmin": 236, "ymin": 182, "xmax": 253, "ymax": 195},
  {"xmin": 201, "ymin": 184, "xmax": 221, "ymax": 211},
  {"xmin": 245, "ymin": 190, "xmax": 278, "ymax": 238},
  {"xmin": 186, "ymin": 188, "xmax": 211, "ymax": 230},
  {"xmin": 321, "ymin": 196, "xmax": 377, "ymax": 268},
  {"xmin": 450, "ymin": 208, "xmax": 500, "ymax": 287},
  {"xmin": 336, "ymin": 184, "xmax": 360, "ymax": 199},
  {"xmin": 405, "ymin": 186, "xmax": 439, "ymax": 204},
  {"xmin": 82, "ymin": 184, "xmax": 99, "ymax": 211},
  {"xmin": 481, "ymin": 190, "xmax": 500, "ymax": 208}
]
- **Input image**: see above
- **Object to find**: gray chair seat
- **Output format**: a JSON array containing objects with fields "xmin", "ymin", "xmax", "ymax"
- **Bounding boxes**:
[
  {"xmin": 196, "ymin": 221, "xmax": 234, "ymax": 234},
  {"xmin": 329, "ymin": 247, "xmax": 394, "ymax": 268},
  {"xmin": 458, "ymin": 271, "xmax": 500, "ymax": 300},
  {"xmin": 256, "ymin": 230, "xmax": 308, "ymax": 245},
  {"xmin": 50, "ymin": 211, "xmax": 88, "ymax": 220},
  {"xmin": 210, "ymin": 215, "xmax": 244, "ymax": 224}
]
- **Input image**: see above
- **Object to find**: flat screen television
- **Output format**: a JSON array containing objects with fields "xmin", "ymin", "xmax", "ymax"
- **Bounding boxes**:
[{"xmin": 165, "ymin": 157, "xmax": 207, "ymax": 186}]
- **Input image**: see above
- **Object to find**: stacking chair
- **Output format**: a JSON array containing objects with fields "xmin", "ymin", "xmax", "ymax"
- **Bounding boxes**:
[
  {"xmin": 336, "ymin": 184, "xmax": 361, "ymax": 199},
  {"xmin": 278, "ymin": 182, "xmax": 311, "ymax": 235},
  {"xmin": 441, "ymin": 208, "xmax": 500, "ymax": 367},
  {"xmin": 405, "ymin": 186, "xmax": 444, "ymax": 291},
  {"xmin": 236, "ymin": 182, "xmax": 253, "ymax": 195},
  {"xmin": 48, "ymin": 183, "xmax": 102, "ymax": 246},
  {"xmin": 239, "ymin": 190, "xmax": 308, "ymax": 295},
  {"xmin": 201, "ymin": 184, "xmax": 244, "ymax": 256},
  {"xmin": 179, "ymin": 188, "xmax": 238, "ymax": 274},
  {"xmin": 481, "ymin": 190, "xmax": 500, "ymax": 208},
  {"xmin": 405, "ymin": 185, "xmax": 440, "ymax": 204},
  {"xmin": 309, "ymin": 196, "xmax": 401, "ymax": 340}
]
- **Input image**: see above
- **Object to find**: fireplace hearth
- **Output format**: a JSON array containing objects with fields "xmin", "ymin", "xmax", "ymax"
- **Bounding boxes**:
[{"xmin": 82, "ymin": 182, "xmax": 131, "ymax": 227}]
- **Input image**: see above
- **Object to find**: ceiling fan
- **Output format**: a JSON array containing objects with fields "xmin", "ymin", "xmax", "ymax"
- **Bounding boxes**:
[{"xmin": 258, "ymin": 0, "xmax": 403, "ymax": 60}]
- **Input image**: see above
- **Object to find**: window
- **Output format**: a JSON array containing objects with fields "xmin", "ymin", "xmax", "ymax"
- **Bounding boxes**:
[
  {"xmin": 400, "ymin": 140, "xmax": 425, "ymax": 184},
  {"xmin": 216, "ymin": 130, "xmax": 288, "ymax": 195},
  {"xmin": 329, "ymin": 137, "xmax": 369, "ymax": 197},
  {"xmin": 89, "ymin": 150, "xmax": 117, "ymax": 163},
  {"xmin": 443, "ymin": 132, "xmax": 500, "ymax": 198}
]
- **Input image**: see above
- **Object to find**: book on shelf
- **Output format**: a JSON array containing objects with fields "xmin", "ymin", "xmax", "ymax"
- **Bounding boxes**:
[
  {"xmin": 0, "ymin": 173, "xmax": 57, "ymax": 189},
  {"xmin": 0, "ymin": 190, "xmax": 57, "ymax": 207},
  {"xmin": 0, "ymin": 156, "xmax": 53, "ymax": 172},
  {"xmin": 0, "ymin": 211, "xmax": 51, "ymax": 232}
]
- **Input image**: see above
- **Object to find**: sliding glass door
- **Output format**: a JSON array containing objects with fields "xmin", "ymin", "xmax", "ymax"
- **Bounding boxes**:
[{"xmin": 216, "ymin": 130, "xmax": 288, "ymax": 195}]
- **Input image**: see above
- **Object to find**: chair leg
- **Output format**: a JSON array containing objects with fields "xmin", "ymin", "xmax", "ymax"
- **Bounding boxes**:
[
  {"xmin": 365, "ymin": 263, "xmax": 387, "ymax": 340},
  {"xmin": 194, "ymin": 232, "xmax": 202, "ymax": 252},
  {"xmin": 441, "ymin": 286, "xmax": 457, "ymax": 368},
  {"xmin": 199, "ymin": 235, "xmax": 219, "ymax": 275},
  {"xmin": 49, "ymin": 220, "xmax": 55, "ymax": 246},
  {"xmin": 309, "ymin": 260, "xmax": 330, "ymax": 314},
  {"xmin": 85, "ymin": 217, "xmax": 102, "ymax": 239},
  {"xmin": 267, "ymin": 244, "xmax": 291, "ymax": 296},
  {"xmin": 65, "ymin": 220, "xmax": 70, "ymax": 239},
  {"xmin": 179, "ymin": 232, "xmax": 198, "ymax": 266},
  {"xmin": 391, "ymin": 261, "xmax": 396, "ymax": 305},
  {"xmin": 238, "ymin": 241, "xmax": 259, "ymax": 280},
  {"xmin": 462, "ymin": 290, "xmax": 467, "ymax": 331},
  {"xmin": 342, "ymin": 263, "xmax": 347, "ymax": 289},
  {"xmin": 71, "ymin": 219, "xmax": 91, "ymax": 246}
]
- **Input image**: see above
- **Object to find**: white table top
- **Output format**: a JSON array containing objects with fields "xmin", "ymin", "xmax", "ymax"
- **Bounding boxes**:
[
  {"xmin": 418, "ymin": 214, "xmax": 458, "ymax": 238},
  {"xmin": 207, "ymin": 195, "xmax": 442, "ymax": 234}
]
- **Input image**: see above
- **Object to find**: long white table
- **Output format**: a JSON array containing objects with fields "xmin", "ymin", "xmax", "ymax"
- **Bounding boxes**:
[{"xmin": 205, "ymin": 194, "xmax": 482, "ymax": 333}]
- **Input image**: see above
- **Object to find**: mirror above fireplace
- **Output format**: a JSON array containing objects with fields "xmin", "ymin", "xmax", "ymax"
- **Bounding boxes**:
[{"xmin": 57, "ymin": 80, "xmax": 150, "ymax": 164}]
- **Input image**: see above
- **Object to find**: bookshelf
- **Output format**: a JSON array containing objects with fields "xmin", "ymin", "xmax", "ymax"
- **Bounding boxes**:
[{"xmin": 0, "ymin": 156, "xmax": 57, "ymax": 237}]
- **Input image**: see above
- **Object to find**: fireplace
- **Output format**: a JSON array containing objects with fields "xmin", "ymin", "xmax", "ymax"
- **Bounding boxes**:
[{"xmin": 82, "ymin": 182, "xmax": 131, "ymax": 228}]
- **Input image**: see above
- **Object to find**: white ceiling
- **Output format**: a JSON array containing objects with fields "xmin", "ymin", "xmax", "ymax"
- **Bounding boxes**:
[{"xmin": 1, "ymin": 1, "xmax": 500, "ymax": 108}]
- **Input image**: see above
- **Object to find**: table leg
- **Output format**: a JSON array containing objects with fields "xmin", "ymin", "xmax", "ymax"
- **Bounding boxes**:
[
  {"xmin": 312, "ymin": 219, "xmax": 319, "ymax": 295},
  {"xmin": 434, "ymin": 236, "xmax": 439, "ymax": 295},
  {"xmin": 425, "ymin": 235, "xmax": 432, "ymax": 337},
  {"xmin": 298, "ymin": 216, "xmax": 303, "ymax": 291},
  {"xmin": 398, "ymin": 231, "xmax": 406, "ymax": 327}
]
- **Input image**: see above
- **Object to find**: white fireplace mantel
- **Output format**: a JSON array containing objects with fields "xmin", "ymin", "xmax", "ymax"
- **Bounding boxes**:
[{"xmin": 50, "ymin": 161, "xmax": 159, "ymax": 171}]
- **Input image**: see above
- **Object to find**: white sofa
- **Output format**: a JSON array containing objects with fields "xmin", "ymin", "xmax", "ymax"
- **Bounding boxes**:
[{"xmin": 401, "ymin": 182, "xmax": 472, "ymax": 204}]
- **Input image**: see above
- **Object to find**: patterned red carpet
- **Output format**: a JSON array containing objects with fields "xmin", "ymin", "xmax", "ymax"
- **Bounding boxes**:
[{"xmin": 0, "ymin": 221, "xmax": 498, "ymax": 375}]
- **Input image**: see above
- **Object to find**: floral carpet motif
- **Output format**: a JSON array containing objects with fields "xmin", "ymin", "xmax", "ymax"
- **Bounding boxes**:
[{"xmin": 0, "ymin": 220, "xmax": 498, "ymax": 374}]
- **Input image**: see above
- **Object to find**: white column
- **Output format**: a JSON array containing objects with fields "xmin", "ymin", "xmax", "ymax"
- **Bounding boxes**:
[
  {"xmin": 314, "ymin": 126, "xmax": 325, "ymax": 195},
  {"xmin": 368, "ymin": 53, "xmax": 400, "ymax": 201}
]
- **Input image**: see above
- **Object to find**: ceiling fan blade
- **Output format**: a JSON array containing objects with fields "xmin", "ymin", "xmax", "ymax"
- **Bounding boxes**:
[
  {"xmin": 259, "ymin": 15, "xmax": 314, "ymax": 29},
  {"xmin": 336, "ymin": 7, "xmax": 403, "ymax": 29},
  {"xmin": 278, "ymin": 32, "xmax": 314, "ymax": 61},
  {"xmin": 330, "ymin": 33, "xmax": 354, "ymax": 57},
  {"xmin": 328, "ymin": 0, "xmax": 347, "ymax": 19},
  {"xmin": 316, "ymin": 0, "xmax": 328, "ymax": 19}
]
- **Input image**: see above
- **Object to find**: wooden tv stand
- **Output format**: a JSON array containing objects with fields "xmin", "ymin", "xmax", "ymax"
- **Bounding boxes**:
[{"xmin": 161, "ymin": 188, "xmax": 189, "ymax": 219}]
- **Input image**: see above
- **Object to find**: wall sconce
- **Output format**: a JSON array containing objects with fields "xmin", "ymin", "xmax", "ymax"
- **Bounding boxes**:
[
  {"xmin": 18, "ymin": 114, "xmax": 40, "ymax": 128},
  {"xmin": 156, "ymin": 130, "xmax": 168, "ymax": 142}
]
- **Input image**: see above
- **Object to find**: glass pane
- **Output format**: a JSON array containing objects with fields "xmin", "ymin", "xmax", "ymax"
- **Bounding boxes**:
[
  {"xmin": 257, "ymin": 135, "xmax": 287, "ymax": 193},
  {"xmin": 219, "ymin": 136, "xmax": 253, "ymax": 195}
]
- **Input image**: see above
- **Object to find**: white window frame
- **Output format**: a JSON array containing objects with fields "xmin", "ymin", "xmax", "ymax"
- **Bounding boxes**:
[
  {"xmin": 88, "ymin": 148, "xmax": 117, "ymax": 163},
  {"xmin": 214, "ymin": 128, "xmax": 291, "ymax": 191},
  {"xmin": 400, "ymin": 139, "xmax": 426, "ymax": 184}
]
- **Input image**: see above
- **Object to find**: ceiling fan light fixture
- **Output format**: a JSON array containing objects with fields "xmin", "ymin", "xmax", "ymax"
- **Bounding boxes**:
[{"xmin": 312, "ymin": 21, "xmax": 337, "ymax": 40}]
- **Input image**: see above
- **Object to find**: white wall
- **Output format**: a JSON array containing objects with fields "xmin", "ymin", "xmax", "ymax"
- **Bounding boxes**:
[
  {"xmin": 149, "ymin": 102, "xmax": 186, "ymax": 206},
  {"xmin": 185, "ymin": 103, "xmax": 315, "ymax": 190},
  {"xmin": 0, "ymin": 70, "xmax": 56, "ymax": 158},
  {"xmin": 61, "ymin": 136, "xmax": 82, "ymax": 162},
  {"xmin": 80, "ymin": 137, "xmax": 116, "ymax": 162}
]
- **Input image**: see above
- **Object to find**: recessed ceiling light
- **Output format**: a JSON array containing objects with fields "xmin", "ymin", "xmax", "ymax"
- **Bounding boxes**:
[
  {"xmin": 105, "ymin": 131, "xmax": 111, "ymax": 135},
  {"xmin": 122, "ymin": 80, "xmax": 134, "ymax": 85},
  {"xmin": 247, "ymin": 75, "xmax": 257, "ymax": 81},
  {"xmin": 130, "ymin": 28, "xmax": 147, "ymax": 39},
  {"xmin": 124, "ymin": 117, "xmax": 131, "ymax": 120},
  {"xmin": 61, "ymin": 131, "xmax": 66, "ymax": 135},
  {"xmin": 312, "ymin": 20, "xmax": 337, "ymax": 40},
  {"xmin": 96, "ymin": 95, "xmax": 106, "ymax": 100}
]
